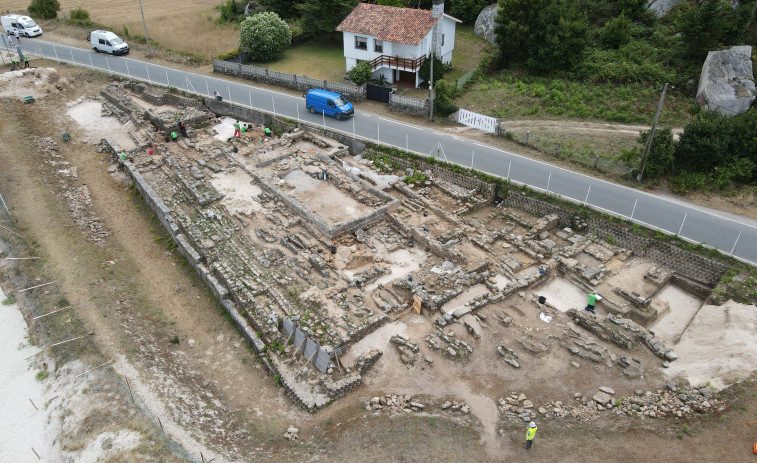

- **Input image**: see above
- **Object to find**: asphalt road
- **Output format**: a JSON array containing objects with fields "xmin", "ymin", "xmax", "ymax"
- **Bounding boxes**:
[{"xmin": 12, "ymin": 38, "xmax": 757, "ymax": 266}]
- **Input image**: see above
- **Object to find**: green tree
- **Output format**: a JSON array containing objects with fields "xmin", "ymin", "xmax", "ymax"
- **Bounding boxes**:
[
  {"xmin": 526, "ymin": 0, "xmax": 588, "ymax": 74},
  {"xmin": 674, "ymin": 111, "xmax": 733, "ymax": 173},
  {"xmin": 297, "ymin": 0, "xmax": 359, "ymax": 37},
  {"xmin": 494, "ymin": 0, "xmax": 547, "ymax": 67},
  {"xmin": 433, "ymin": 80, "xmax": 459, "ymax": 117},
  {"xmin": 677, "ymin": 0, "xmax": 741, "ymax": 59},
  {"xmin": 348, "ymin": 60, "xmax": 373, "ymax": 85},
  {"xmin": 601, "ymin": 14, "xmax": 632, "ymax": 49},
  {"xmin": 638, "ymin": 127, "xmax": 674, "ymax": 179},
  {"xmin": 418, "ymin": 54, "xmax": 445, "ymax": 85},
  {"xmin": 239, "ymin": 12, "xmax": 292, "ymax": 61},
  {"xmin": 28, "ymin": 0, "xmax": 60, "ymax": 19},
  {"xmin": 259, "ymin": 0, "xmax": 298, "ymax": 19},
  {"xmin": 450, "ymin": 0, "xmax": 490, "ymax": 23}
]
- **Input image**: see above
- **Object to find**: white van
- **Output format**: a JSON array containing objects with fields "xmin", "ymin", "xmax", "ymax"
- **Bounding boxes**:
[
  {"xmin": 1, "ymin": 14, "xmax": 43, "ymax": 37},
  {"xmin": 89, "ymin": 30, "xmax": 129, "ymax": 55}
]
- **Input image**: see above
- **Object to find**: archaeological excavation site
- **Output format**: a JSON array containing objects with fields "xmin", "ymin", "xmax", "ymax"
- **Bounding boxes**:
[
  {"xmin": 9, "ymin": 66, "xmax": 757, "ymax": 462},
  {"xmin": 74, "ymin": 78, "xmax": 746, "ymax": 424}
]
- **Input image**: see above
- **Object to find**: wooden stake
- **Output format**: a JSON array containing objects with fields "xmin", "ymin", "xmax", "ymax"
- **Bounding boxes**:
[
  {"xmin": 157, "ymin": 416, "xmax": 165, "ymax": 435},
  {"xmin": 33, "ymin": 305, "xmax": 73, "ymax": 320},
  {"xmin": 19, "ymin": 281, "xmax": 54, "ymax": 292},
  {"xmin": 29, "ymin": 398, "xmax": 38, "ymax": 410},
  {"xmin": 0, "ymin": 224, "xmax": 25, "ymax": 240},
  {"xmin": 31, "ymin": 448, "xmax": 41, "ymax": 460},
  {"xmin": 50, "ymin": 331, "xmax": 92, "ymax": 347},
  {"xmin": 333, "ymin": 350, "xmax": 343, "ymax": 373},
  {"xmin": 74, "ymin": 360, "xmax": 114, "ymax": 379}
]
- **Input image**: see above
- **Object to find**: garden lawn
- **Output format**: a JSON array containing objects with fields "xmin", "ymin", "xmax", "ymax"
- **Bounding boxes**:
[
  {"xmin": 253, "ymin": 37, "xmax": 346, "ymax": 83},
  {"xmin": 447, "ymin": 25, "xmax": 494, "ymax": 83}
]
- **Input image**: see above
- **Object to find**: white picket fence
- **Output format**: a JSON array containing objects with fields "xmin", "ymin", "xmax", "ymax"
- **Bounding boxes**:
[{"xmin": 455, "ymin": 108, "xmax": 500, "ymax": 134}]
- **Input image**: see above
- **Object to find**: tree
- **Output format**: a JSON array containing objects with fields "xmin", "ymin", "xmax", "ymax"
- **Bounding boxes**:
[
  {"xmin": 526, "ymin": 0, "xmax": 588, "ymax": 74},
  {"xmin": 494, "ymin": 0, "xmax": 548, "ymax": 67},
  {"xmin": 239, "ymin": 12, "xmax": 292, "ymax": 62},
  {"xmin": 296, "ymin": 0, "xmax": 359, "ymax": 37},
  {"xmin": 494, "ymin": 0, "xmax": 587, "ymax": 73},
  {"xmin": 601, "ymin": 14, "xmax": 632, "ymax": 49},
  {"xmin": 674, "ymin": 110, "xmax": 733, "ymax": 173},
  {"xmin": 28, "ymin": 0, "xmax": 60, "ymax": 19},
  {"xmin": 450, "ymin": 0, "xmax": 490, "ymax": 24},
  {"xmin": 638, "ymin": 127, "xmax": 674, "ymax": 179},
  {"xmin": 348, "ymin": 60, "xmax": 373, "ymax": 85},
  {"xmin": 259, "ymin": 0, "xmax": 298, "ymax": 19},
  {"xmin": 433, "ymin": 80, "xmax": 458, "ymax": 117},
  {"xmin": 418, "ymin": 55, "xmax": 445, "ymax": 85},
  {"xmin": 677, "ymin": 0, "xmax": 741, "ymax": 59}
]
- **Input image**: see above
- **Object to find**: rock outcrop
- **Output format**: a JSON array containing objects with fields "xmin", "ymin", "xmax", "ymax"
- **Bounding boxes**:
[
  {"xmin": 645, "ymin": 0, "xmax": 686, "ymax": 16},
  {"xmin": 474, "ymin": 4, "xmax": 498, "ymax": 46},
  {"xmin": 696, "ymin": 45, "xmax": 755, "ymax": 116}
]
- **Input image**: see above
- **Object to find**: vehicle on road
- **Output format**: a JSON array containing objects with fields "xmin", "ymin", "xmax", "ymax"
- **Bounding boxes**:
[
  {"xmin": 1, "ymin": 14, "xmax": 42, "ymax": 37},
  {"xmin": 89, "ymin": 30, "xmax": 129, "ymax": 55},
  {"xmin": 305, "ymin": 89, "xmax": 354, "ymax": 120}
]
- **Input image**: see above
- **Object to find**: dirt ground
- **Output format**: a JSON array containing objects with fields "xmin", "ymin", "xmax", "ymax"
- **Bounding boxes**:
[{"xmin": 3, "ymin": 62, "xmax": 757, "ymax": 463}]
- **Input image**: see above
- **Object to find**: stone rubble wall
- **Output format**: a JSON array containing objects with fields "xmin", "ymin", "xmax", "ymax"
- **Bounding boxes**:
[
  {"xmin": 502, "ymin": 193, "xmax": 728, "ymax": 285},
  {"xmin": 388, "ymin": 93, "xmax": 429, "ymax": 117}
]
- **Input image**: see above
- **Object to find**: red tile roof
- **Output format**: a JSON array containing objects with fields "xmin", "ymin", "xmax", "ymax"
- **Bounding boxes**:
[{"xmin": 336, "ymin": 3, "xmax": 439, "ymax": 46}]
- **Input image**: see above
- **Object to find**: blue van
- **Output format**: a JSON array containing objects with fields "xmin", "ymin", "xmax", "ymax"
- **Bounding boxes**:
[{"xmin": 305, "ymin": 89, "xmax": 354, "ymax": 120}]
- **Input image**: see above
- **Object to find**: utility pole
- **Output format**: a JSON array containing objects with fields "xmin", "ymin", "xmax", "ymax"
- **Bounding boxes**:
[
  {"xmin": 638, "ymin": 82, "xmax": 668, "ymax": 183},
  {"xmin": 429, "ymin": 48, "xmax": 434, "ymax": 121},
  {"xmin": 138, "ymin": 0, "xmax": 152, "ymax": 57}
]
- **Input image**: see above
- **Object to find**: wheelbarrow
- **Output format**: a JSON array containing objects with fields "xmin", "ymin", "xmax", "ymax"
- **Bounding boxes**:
[{"xmin": 62, "ymin": 132, "xmax": 71, "ymax": 142}]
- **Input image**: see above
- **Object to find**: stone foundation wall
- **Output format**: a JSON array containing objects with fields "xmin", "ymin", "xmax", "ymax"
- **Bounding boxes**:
[{"xmin": 502, "ymin": 193, "xmax": 728, "ymax": 285}]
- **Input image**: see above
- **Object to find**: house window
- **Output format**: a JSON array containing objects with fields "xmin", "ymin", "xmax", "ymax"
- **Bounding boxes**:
[
  {"xmin": 441, "ymin": 34, "xmax": 445, "ymax": 46},
  {"xmin": 374, "ymin": 40, "xmax": 383, "ymax": 53},
  {"xmin": 355, "ymin": 36, "xmax": 367, "ymax": 50}
]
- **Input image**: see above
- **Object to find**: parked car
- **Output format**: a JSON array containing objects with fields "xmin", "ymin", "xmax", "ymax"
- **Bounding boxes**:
[
  {"xmin": 305, "ymin": 89, "xmax": 354, "ymax": 120},
  {"xmin": 89, "ymin": 30, "xmax": 129, "ymax": 55},
  {"xmin": 1, "ymin": 14, "xmax": 42, "ymax": 37}
]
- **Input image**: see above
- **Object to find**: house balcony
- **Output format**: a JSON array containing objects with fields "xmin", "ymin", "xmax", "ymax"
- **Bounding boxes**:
[{"xmin": 370, "ymin": 54, "xmax": 425, "ymax": 72}]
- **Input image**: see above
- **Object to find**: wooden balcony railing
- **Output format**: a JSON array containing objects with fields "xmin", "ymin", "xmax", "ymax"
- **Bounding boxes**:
[{"xmin": 370, "ymin": 54, "xmax": 425, "ymax": 72}]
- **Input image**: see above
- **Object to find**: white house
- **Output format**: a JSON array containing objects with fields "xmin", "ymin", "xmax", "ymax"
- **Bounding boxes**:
[{"xmin": 336, "ymin": 0, "xmax": 460, "ymax": 88}]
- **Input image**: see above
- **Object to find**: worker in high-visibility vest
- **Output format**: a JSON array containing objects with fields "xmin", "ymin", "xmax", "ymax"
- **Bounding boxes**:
[{"xmin": 525, "ymin": 421, "xmax": 537, "ymax": 449}]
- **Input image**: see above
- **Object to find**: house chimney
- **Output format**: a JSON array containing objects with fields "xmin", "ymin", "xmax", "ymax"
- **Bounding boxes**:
[
  {"xmin": 432, "ymin": 0, "xmax": 444, "ymax": 18},
  {"xmin": 431, "ymin": 0, "xmax": 444, "ymax": 57}
]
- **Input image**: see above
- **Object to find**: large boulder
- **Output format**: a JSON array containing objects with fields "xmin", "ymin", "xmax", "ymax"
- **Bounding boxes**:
[
  {"xmin": 645, "ymin": 0, "xmax": 686, "ymax": 16},
  {"xmin": 474, "ymin": 4, "xmax": 498, "ymax": 46},
  {"xmin": 696, "ymin": 45, "xmax": 755, "ymax": 116}
]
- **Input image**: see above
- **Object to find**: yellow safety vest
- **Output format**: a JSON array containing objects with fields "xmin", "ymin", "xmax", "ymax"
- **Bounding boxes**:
[{"xmin": 526, "ymin": 426, "xmax": 537, "ymax": 440}]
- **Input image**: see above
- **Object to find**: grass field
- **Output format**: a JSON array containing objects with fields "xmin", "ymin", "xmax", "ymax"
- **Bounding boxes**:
[
  {"xmin": 4, "ymin": 0, "xmax": 241, "ymax": 57},
  {"xmin": 255, "ymin": 37, "xmax": 346, "ymax": 82}
]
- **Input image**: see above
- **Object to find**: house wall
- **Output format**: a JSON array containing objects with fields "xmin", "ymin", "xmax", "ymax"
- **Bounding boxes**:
[
  {"xmin": 342, "ymin": 31, "xmax": 383, "ymax": 71},
  {"xmin": 439, "ymin": 16, "xmax": 457, "ymax": 64}
]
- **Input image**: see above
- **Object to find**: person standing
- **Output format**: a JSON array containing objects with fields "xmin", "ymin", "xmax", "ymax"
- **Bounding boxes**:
[
  {"xmin": 14, "ymin": 30, "xmax": 20, "ymax": 44},
  {"xmin": 178, "ymin": 121, "xmax": 188, "ymax": 138},
  {"xmin": 23, "ymin": 55, "xmax": 29, "ymax": 68},
  {"xmin": 525, "ymin": 421, "xmax": 537, "ymax": 450},
  {"xmin": 585, "ymin": 290, "xmax": 602, "ymax": 314},
  {"xmin": 233, "ymin": 121, "xmax": 241, "ymax": 138}
]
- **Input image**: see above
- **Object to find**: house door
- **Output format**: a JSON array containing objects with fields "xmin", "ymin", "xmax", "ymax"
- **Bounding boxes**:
[{"xmin": 395, "ymin": 70, "xmax": 416, "ymax": 87}]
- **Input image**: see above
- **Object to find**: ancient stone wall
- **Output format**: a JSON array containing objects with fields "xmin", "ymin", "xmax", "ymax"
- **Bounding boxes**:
[{"xmin": 502, "ymin": 193, "xmax": 728, "ymax": 285}]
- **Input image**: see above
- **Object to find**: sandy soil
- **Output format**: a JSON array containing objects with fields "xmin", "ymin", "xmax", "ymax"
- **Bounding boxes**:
[{"xmin": 3, "ymin": 63, "xmax": 757, "ymax": 463}]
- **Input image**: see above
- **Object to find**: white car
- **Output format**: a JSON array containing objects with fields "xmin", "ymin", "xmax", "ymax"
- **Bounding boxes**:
[
  {"xmin": 89, "ymin": 30, "xmax": 129, "ymax": 55},
  {"xmin": 1, "ymin": 14, "xmax": 43, "ymax": 37}
]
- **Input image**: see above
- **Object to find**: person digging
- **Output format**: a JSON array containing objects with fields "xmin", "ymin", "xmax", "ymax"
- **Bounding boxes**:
[{"xmin": 585, "ymin": 290, "xmax": 602, "ymax": 314}]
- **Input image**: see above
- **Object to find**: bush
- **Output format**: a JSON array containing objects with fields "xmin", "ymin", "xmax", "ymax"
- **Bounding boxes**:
[
  {"xmin": 434, "ymin": 80, "xmax": 459, "ymax": 118},
  {"xmin": 216, "ymin": 48, "xmax": 241, "ymax": 61},
  {"xmin": 602, "ymin": 14, "xmax": 632, "ymax": 49},
  {"xmin": 28, "ymin": 0, "xmax": 60, "ymax": 19},
  {"xmin": 419, "ymin": 55, "xmax": 445, "ymax": 85},
  {"xmin": 69, "ymin": 7, "xmax": 90, "ymax": 23},
  {"xmin": 348, "ymin": 61, "xmax": 372, "ymax": 85},
  {"xmin": 638, "ymin": 127, "xmax": 675, "ymax": 179},
  {"xmin": 239, "ymin": 12, "xmax": 292, "ymax": 62},
  {"xmin": 217, "ymin": 0, "xmax": 246, "ymax": 24}
]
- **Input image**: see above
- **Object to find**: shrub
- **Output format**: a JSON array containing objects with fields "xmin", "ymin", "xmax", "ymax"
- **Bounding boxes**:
[
  {"xmin": 419, "ymin": 55, "xmax": 445, "ymax": 85},
  {"xmin": 69, "ymin": 7, "xmax": 90, "ymax": 24},
  {"xmin": 348, "ymin": 61, "xmax": 372, "ymax": 85},
  {"xmin": 602, "ymin": 14, "xmax": 632, "ymax": 49},
  {"xmin": 217, "ymin": 0, "xmax": 246, "ymax": 24},
  {"xmin": 434, "ymin": 80, "xmax": 459, "ymax": 118},
  {"xmin": 28, "ymin": 0, "xmax": 60, "ymax": 19},
  {"xmin": 216, "ymin": 48, "xmax": 241, "ymax": 61},
  {"xmin": 239, "ymin": 12, "xmax": 292, "ymax": 62}
]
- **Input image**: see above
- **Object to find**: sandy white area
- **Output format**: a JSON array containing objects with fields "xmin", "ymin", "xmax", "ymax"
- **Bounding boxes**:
[
  {"xmin": 67, "ymin": 99, "xmax": 136, "ymax": 149},
  {"xmin": 537, "ymin": 278, "xmax": 587, "ymax": 312},
  {"xmin": 0, "ymin": 288, "xmax": 61, "ymax": 463},
  {"xmin": 340, "ymin": 321, "xmax": 408, "ymax": 364},
  {"xmin": 365, "ymin": 248, "xmax": 428, "ymax": 291},
  {"xmin": 213, "ymin": 117, "xmax": 242, "ymax": 141},
  {"xmin": 664, "ymin": 300, "xmax": 757, "ymax": 389},
  {"xmin": 211, "ymin": 169, "xmax": 263, "ymax": 215},
  {"xmin": 649, "ymin": 284, "xmax": 702, "ymax": 343}
]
